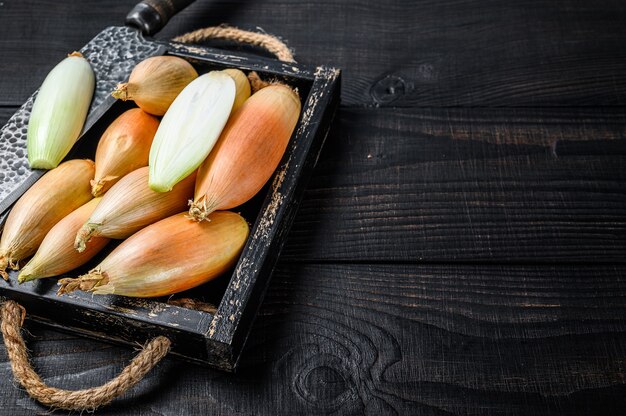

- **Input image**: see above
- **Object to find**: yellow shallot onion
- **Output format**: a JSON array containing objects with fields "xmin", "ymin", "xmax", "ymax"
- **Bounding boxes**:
[
  {"xmin": 58, "ymin": 211, "xmax": 249, "ymax": 298},
  {"xmin": 111, "ymin": 56, "xmax": 198, "ymax": 116},
  {"xmin": 18, "ymin": 198, "xmax": 109, "ymax": 283},
  {"xmin": 0, "ymin": 159, "xmax": 95, "ymax": 279},
  {"xmin": 74, "ymin": 166, "xmax": 195, "ymax": 252},
  {"xmin": 190, "ymin": 84, "xmax": 301, "ymax": 221},
  {"xmin": 91, "ymin": 108, "xmax": 160, "ymax": 196}
]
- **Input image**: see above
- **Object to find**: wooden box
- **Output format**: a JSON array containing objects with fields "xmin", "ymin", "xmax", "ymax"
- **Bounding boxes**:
[{"xmin": 0, "ymin": 26, "xmax": 340, "ymax": 370}]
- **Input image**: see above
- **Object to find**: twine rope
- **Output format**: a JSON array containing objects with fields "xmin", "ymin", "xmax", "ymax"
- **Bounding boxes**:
[
  {"xmin": 173, "ymin": 25, "xmax": 295, "ymax": 62},
  {"xmin": 0, "ymin": 300, "xmax": 170, "ymax": 411}
]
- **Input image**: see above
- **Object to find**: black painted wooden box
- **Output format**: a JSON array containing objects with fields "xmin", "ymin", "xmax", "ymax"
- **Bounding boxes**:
[{"xmin": 0, "ymin": 26, "xmax": 340, "ymax": 370}]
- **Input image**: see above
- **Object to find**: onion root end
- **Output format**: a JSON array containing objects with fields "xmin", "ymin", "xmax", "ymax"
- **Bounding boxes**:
[
  {"xmin": 57, "ymin": 270, "xmax": 108, "ymax": 295},
  {"xmin": 188, "ymin": 197, "xmax": 217, "ymax": 222},
  {"xmin": 111, "ymin": 83, "xmax": 129, "ymax": 101},
  {"xmin": 74, "ymin": 223, "xmax": 99, "ymax": 253}
]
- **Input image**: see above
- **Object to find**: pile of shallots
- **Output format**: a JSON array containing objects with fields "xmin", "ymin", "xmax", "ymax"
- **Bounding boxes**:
[{"xmin": 0, "ymin": 53, "xmax": 301, "ymax": 298}]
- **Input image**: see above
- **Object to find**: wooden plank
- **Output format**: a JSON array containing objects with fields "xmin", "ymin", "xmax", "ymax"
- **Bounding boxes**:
[
  {"xmin": 2, "ymin": 263, "xmax": 626, "ymax": 415},
  {"xmin": 161, "ymin": 0, "xmax": 626, "ymax": 107},
  {"xmin": 3, "ymin": 1, "xmax": 626, "ymax": 107},
  {"xmin": 0, "ymin": 0, "xmax": 138, "ymax": 106},
  {"xmin": 4, "ymin": 106, "xmax": 626, "ymax": 263},
  {"xmin": 282, "ymin": 107, "xmax": 626, "ymax": 262},
  {"xmin": 2, "ymin": 0, "xmax": 625, "ymax": 415}
]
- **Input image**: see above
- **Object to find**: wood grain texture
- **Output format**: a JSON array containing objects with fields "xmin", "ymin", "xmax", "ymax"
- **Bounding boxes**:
[
  {"xmin": 2, "ymin": 263, "xmax": 626, "ymax": 415},
  {"xmin": 283, "ymin": 107, "xmax": 626, "ymax": 262},
  {"xmin": 3, "ymin": 1, "xmax": 626, "ymax": 106},
  {"xmin": 0, "ymin": 0, "xmax": 138, "ymax": 106},
  {"xmin": 6, "ymin": 105, "xmax": 623, "ymax": 264},
  {"xmin": 2, "ymin": 0, "xmax": 626, "ymax": 414},
  {"xmin": 159, "ymin": 0, "xmax": 626, "ymax": 107}
]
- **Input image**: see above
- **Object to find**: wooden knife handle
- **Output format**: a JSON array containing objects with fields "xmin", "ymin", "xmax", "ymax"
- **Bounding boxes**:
[{"xmin": 126, "ymin": 0, "xmax": 196, "ymax": 36}]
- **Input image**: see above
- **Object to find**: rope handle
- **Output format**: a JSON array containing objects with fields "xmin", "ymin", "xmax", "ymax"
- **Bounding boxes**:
[
  {"xmin": 173, "ymin": 24, "xmax": 295, "ymax": 63},
  {"xmin": 0, "ymin": 300, "xmax": 170, "ymax": 411}
]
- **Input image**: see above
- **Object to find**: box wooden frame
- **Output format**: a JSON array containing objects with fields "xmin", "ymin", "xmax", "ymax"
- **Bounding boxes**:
[{"xmin": 0, "ymin": 30, "xmax": 340, "ymax": 371}]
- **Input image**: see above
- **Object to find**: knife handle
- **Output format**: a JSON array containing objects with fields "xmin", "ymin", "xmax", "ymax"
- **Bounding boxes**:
[{"xmin": 126, "ymin": 0, "xmax": 196, "ymax": 36}]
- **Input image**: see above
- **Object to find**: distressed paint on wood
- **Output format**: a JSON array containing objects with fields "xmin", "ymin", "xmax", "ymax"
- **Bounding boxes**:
[
  {"xmin": 2, "ymin": 0, "xmax": 626, "ymax": 414},
  {"xmin": 283, "ymin": 107, "xmax": 626, "ymax": 262},
  {"xmin": 3, "ymin": 264, "xmax": 626, "ymax": 415}
]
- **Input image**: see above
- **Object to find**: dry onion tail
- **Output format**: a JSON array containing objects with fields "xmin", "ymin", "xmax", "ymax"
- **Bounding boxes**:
[
  {"xmin": 111, "ymin": 83, "xmax": 129, "ymax": 101},
  {"xmin": 0, "ymin": 254, "xmax": 9, "ymax": 281},
  {"xmin": 16, "ymin": 269, "xmax": 35, "ymax": 284},
  {"xmin": 90, "ymin": 176, "xmax": 119, "ymax": 198},
  {"xmin": 74, "ymin": 223, "xmax": 99, "ymax": 253},
  {"xmin": 57, "ymin": 270, "xmax": 108, "ymax": 295},
  {"xmin": 188, "ymin": 196, "xmax": 218, "ymax": 222},
  {"xmin": 247, "ymin": 71, "xmax": 270, "ymax": 93},
  {"xmin": 0, "ymin": 252, "xmax": 20, "ymax": 280},
  {"xmin": 90, "ymin": 179, "xmax": 105, "ymax": 197},
  {"xmin": 247, "ymin": 72, "xmax": 301, "ymax": 99}
]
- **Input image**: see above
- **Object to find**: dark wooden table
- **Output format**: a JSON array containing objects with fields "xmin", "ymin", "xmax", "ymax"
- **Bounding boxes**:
[{"xmin": 2, "ymin": 1, "xmax": 626, "ymax": 414}]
